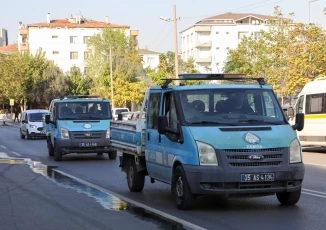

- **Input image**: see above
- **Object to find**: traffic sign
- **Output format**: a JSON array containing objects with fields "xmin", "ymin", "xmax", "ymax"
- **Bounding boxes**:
[{"xmin": 9, "ymin": 99, "xmax": 14, "ymax": 106}]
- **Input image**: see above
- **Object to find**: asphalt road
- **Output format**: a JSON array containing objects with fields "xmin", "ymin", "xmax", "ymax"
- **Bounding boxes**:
[{"xmin": 1, "ymin": 123, "xmax": 326, "ymax": 230}]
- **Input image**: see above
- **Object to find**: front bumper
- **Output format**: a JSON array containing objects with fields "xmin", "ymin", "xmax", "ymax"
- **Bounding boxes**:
[{"xmin": 183, "ymin": 163, "xmax": 305, "ymax": 195}]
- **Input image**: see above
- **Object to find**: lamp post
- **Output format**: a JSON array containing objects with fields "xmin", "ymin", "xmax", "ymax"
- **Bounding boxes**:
[
  {"xmin": 309, "ymin": 0, "xmax": 319, "ymax": 24},
  {"xmin": 101, "ymin": 46, "xmax": 114, "ymax": 110},
  {"xmin": 160, "ymin": 4, "xmax": 180, "ymax": 84}
]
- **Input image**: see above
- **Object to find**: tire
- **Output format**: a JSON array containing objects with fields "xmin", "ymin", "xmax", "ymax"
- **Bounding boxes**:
[
  {"xmin": 54, "ymin": 141, "xmax": 62, "ymax": 161},
  {"xmin": 276, "ymin": 188, "xmax": 301, "ymax": 205},
  {"xmin": 26, "ymin": 130, "xmax": 31, "ymax": 140},
  {"xmin": 127, "ymin": 159, "xmax": 145, "ymax": 192},
  {"xmin": 108, "ymin": 151, "xmax": 117, "ymax": 160},
  {"xmin": 47, "ymin": 139, "xmax": 54, "ymax": 157},
  {"xmin": 20, "ymin": 129, "xmax": 25, "ymax": 139},
  {"xmin": 172, "ymin": 165, "xmax": 194, "ymax": 210}
]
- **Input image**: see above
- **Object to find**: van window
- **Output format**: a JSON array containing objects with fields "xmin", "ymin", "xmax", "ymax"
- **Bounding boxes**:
[
  {"xmin": 115, "ymin": 109, "xmax": 129, "ymax": 115},
  {"xmin": 28, "ymin": 113, "xmax": 49, "ymax": 122},
  {"xmin": 296, "ymin": 95, "xmax": 304, "ymax": 114},
  {"xmin": 147, "ymin": 93, "xmax": 161, "ymax": 129},
  {"xmin": 306, "ymin": 93, "xmax": 324, "ymax": 114}
]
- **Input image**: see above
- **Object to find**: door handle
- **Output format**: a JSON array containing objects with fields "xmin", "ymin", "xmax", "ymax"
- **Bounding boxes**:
[{"xmin": 147, "ymin": 132, "xmax": 150, "ymax": 141}]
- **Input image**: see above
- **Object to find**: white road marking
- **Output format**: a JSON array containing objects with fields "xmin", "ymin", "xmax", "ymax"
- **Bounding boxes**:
[
  {"xmin": 302, "ymin": 191, "xmax": 326, "ymax": 199},
  {"xmin": 0, "ymin": 145, "xmax": 7, "ymax": 149},
  {"xmin": 302, "ymin": 189, "xmax": 326, "ymax": 196},
  {"xmin": 11, "ymin": 151, "xmax": 22, "ymax": 156},
  {"xmin": 0, "ymin": 152, "xmax": 11, "ymax": 158},
  {"xmin": 54, "ymin": 169, "xmax": 207, "ymax": 230},
  {"xmin": 304, "ymin": 163, "xmax": 326, "ymax": 167}
]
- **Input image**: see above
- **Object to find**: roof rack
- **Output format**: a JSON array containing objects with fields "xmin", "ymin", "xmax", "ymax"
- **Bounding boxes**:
[
  {"xmin": 60, "ymin": 95, "xmax": 102, "ymax": 100},
  {"xmin": 161, "ymin": 73, "xmax": 266, "ymax": 88}
]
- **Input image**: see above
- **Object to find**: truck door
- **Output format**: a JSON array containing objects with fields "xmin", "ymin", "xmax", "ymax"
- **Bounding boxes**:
[{"xmin": 145, "ymin": 89, "xmax": 164, "ymax": 180}]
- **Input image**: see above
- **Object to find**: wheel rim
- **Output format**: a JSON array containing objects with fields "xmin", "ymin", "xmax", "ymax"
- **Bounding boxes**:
[
  {"xmin": 129, "ymin": 165, "xmax": 134, "ymax": 186},
  {"xmin": 176, "ymin": 176, "xmax": 184, "ymax": 198}
]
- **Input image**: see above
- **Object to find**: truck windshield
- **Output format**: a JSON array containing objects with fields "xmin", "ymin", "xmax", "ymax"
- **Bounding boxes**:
[
  {"xmin": 58, "ymin": 101, "xmax": 111, "ymax": 120},
  {"xmin": 179, "ymin": 88, "xmax": 287, "ymax": 126}
]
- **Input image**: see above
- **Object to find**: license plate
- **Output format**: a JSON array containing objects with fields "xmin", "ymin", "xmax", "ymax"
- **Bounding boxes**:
[
  {"xmin": 79, "ymin": 142, "xmax": 97, "ymax": 147},
  {"xmin": 241, "ymin": 173, "xmax": 274, "ymax": 182}
]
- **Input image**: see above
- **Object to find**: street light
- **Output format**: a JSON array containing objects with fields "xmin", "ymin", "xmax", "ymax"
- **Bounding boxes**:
[
  {"xmin": 160, "ymin": 5, "xmax": 180, "ymax": 84},
  {"xmin": 309, "ymin": 0, "xmax": 320, "ymax": 24},
  {"xmin": 101, "ymin": 46, "xmax": 114, "ymax": 110}
]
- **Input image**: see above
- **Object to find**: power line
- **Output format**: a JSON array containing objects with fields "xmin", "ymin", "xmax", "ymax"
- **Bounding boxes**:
[
  {"xmin": 150, "ymin": 22, "xmax": 168, "ymax": 48},
  {"xmin": 181, "ymin": 0, "xmax": 286, "ymax": 19},
  {"xmin": 154, "ymin": 25, "xmax": 173, "ymax": 50}
]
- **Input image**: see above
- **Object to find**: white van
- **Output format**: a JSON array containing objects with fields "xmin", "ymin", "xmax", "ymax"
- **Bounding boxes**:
[
  {"xmin": 111, "ymin": 107, "xmax": 129, "ymax": 120},
  {"xmin": 289, "ymin": 77, "xmax": 326, "ymax": 146},
  {"xmin": 20, "ymin": 110, "xmax": 49, "ymax": 139}
]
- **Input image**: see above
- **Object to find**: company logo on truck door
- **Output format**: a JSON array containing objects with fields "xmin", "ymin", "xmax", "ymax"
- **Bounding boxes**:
[{"xmin": 243, "ymin": 132, "xmax": 262, "ymax": 148}]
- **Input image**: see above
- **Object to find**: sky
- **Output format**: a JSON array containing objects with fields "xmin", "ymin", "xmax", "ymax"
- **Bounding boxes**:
[{"xmin": 0, "ymin": 0, "xmax": 325, "ymax": 53}]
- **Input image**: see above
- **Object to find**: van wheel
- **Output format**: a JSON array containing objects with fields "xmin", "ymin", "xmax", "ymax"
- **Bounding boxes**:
[
  {"xmin": 54, "ymin": 141, "xmax": 62, "ymax": 161},
  {"xmin": 108, "ymin": 151, "xmax": 117, "ymax": 160},
  {"xmin": 47, "ymin": 139, "xmax": 54, "ymax": 157},
  {"xmin": 276, "ymin": 188, "xmax": 301, "ymax": 205},
  {"xmin": 127, "ymin": 159, "xmax": 145, "ymax": 192},
  {"xmin": 26, "ymin": 130, "xmax": 31, "ymax": 140},
  {"xmin": 172, "ymin": 165, "xmax": 194, "ymax": 210},
  {"xmin": 20, "ymin": 129, "xmax": 25, "ymax": 139}
]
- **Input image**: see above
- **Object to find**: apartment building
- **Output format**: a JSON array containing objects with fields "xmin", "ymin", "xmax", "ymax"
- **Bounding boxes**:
[
  {"xmin": 138, "ymin": 46, "xmax": 161, "ymax": 70},
  {"xmin": 180, "ymin": 13, "xmax": 273, "ymax": 73},
  {"xmin": 0, "ymin": 28, "xmax": 8, "ymax": 46},
  {"xmin": 17, "ymin": 13, "xmax": 139, "ymax": 73}
]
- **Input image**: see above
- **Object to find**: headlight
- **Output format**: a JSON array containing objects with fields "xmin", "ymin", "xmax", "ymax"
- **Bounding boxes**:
[
  {"xmin": 30, "ymin": 125, "xmax": 37, "ymax": 129},
  {"xmin": 106, "ymin": 128, "xmax": 110, "ymax": 138},
  {"xmin": 60, "ymin": 127, "xmax": 69, "ymax": 139},
  {"xmin": 196, "ymin": 141, "xmax": 218, "ymax": 166},
  {"xmin": 289, "ymin": 138, "xmax": 302, "ymax": 163}
]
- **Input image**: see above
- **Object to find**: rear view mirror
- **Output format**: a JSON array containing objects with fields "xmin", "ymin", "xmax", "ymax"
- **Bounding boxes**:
[
  {"xmin": 292, "ymin": 113, "xmax": 304, "ymax": 131},
  {"xmin": 45, "ymin": 115, "xmax": 50, "ymax": 124}
]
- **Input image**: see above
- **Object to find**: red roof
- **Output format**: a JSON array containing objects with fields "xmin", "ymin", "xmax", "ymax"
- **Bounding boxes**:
[
  {"xmin": 28, "ymin": 19, "xmax": 130, "ymax": 29},
  {"xmin": 0, "ymin": 43, "xmax": 18, "ymax": 54}
]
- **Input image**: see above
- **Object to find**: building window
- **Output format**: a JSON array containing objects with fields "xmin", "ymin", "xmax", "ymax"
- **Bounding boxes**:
[
  {"xmin": 83, "ymin": 36, "xmax": 91, "ymax": 44},
  {"xmin": 254, "ymin": 32, "xmax": 261, "ymax": 39},
  {"xmin": 226, "ymin": 32, "xmax": 230, "ymax": 34},
  {"xmin": 70, "ymin": 36, "xmax": 77, "ymax": 44},
  {"xmin": 147, "ymin": 57, "xmax": 154, "ymax": 64},
  {"xmin": 70, "ymin": 52, "xmax": 78, "ymax": 59},
  {"xmin": 52, "ymin": 35, "xmax": 58, "ymax": 39},
  {"xmin": 84, "ymin": 51, "xmax": 90, "ymax": 60},
  {"xmin": 53, "ymin": 51, "xmax": 59, "ymax": 55},
  {"xmin": 238, "ymin": 31, "xmax": 249, "ymax": 39}
]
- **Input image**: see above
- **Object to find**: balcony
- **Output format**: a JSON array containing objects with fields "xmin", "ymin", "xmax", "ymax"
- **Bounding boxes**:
[
  {"xmin": 195, "ymin": 56, "xmax": 212, "ymax": 63},
  {"xmin": 20, "ymin": 43, "xmax": 29, "ymax": 52},
  {"xmin": 131, "ymin": 30, "xmax": 138, "ymax": 36},
  {"xmin": 19, "ymin": 28, "xmax": 28, "ymax": 36},
  {"xmin": 195, "ymin": 40, "xmax": 212, "ymax": 48},
  {"xmin": 194, "ymin": 26, "xmax": 211, "ymax": 32}
]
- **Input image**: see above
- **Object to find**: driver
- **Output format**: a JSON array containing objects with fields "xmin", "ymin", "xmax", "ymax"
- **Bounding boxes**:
[{"xmin": 229, "ymin": 92, "xmax": 254, "ymax": 114}]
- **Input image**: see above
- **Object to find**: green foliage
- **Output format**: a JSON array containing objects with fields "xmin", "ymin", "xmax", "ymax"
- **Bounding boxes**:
[{"xmin": 65, "ymin": 66, "xmax": 91, "ymax": 95}]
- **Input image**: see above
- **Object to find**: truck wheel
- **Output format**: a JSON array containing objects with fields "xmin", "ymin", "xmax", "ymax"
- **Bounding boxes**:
[
  {"xmin": 172, "ymin": 165, "xmax": 194, "ymax": 210},
  {"xmin": 26, "ymin": 130, "xmax": 31, "ymax": 140},
  {"xmin": 108, "ymin": 151, "xmax": 117, "ymax": 160},
  {"xmin": 20, "ymin": 129, "xmax": 25, "ymax": 139},
  {"xmin": 47, "ymin": 139, "xmax": 54, "ymax": 157},
  {"xmin": 127, "ymin": 160, "xmax": 145, "ymax": 192},
  {"xmin": 276, "ymin": 188, "xmax": 301, "ymax": 205},
  {"xmin": 54, "ymin": 141, "xmax": 62, "ymax": 161}
]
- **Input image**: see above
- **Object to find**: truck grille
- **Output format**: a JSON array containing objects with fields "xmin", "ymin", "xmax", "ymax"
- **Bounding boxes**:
[
  {"xmin": 72, "ymin": 131, "xmax": 103, "ymax": 140},
  {"xmin": 223, "ymin": 148, "xmax": 285, "ymax": 167}
]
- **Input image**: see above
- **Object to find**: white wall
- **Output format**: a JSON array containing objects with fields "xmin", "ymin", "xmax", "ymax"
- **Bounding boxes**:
[{"xmin": 141, "ymin": 54, "xmax": 160, "ymax": 70}]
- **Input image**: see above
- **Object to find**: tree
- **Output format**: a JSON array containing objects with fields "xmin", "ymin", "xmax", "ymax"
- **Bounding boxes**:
[{"xmin": 65, "ymin": 66, "xmax": 91, "ymax": 95}]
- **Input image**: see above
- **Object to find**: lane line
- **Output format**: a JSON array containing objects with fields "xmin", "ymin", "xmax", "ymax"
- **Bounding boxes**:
[
  {"xmin": 54, "ymin": 169, "xmax": 207, "ymax": 230},
  {"xmin": 304, "ymin": 163, "xmax": 326, "ymax": 167},
  {"xmin": 302, "ymin": 191, "xmax": 326, "ymax": 199},
  {"xmin": 303, "ymin": 189, "xmax": 326, "ymax": 196},
  {"xmin": 11, "ymin": 151, "xmax": 22, "ymax": 156},
  {"xmin": 0, "ymin": 145, "xmax": 7, "ymax": 149}
]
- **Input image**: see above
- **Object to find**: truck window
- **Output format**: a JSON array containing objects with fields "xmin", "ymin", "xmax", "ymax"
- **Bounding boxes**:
[
  {"xmin": 57, "ymin": 102, "xmax": 111, "ymax": 120},
  {"xmin": 305, "ymin": 93, "xmax": 324, "ymax": 114},
  {"xmin": 163, "ymin": 92, "xmax": 178, "ymax": 130},
  {"xmin": 147, "ymin": 93, "xmax": 161, "ymax": 129}
]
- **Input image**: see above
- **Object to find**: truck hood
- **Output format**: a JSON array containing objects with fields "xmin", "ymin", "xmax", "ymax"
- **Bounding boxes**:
[
  {"xmin": 59, "ymin": 120, "xmax": 110, "ymax": 131},
  {"xmin": 188, "ymin": 125, "xmax": 296, "ymax": 149}
]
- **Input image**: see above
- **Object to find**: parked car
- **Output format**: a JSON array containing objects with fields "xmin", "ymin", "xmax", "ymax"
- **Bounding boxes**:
[
  {"xmin": 112, "ymin": 108, "xmax": 130, "ymax": 120},
  {"xmin": 20, "ymin": 110, "xmax": 50, "ymax": 139}
]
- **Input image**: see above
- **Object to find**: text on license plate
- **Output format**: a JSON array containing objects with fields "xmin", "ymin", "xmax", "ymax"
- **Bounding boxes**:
[
  {"xmin": 79, "ymin": 142, "xmax": 97, "ymax": 147},
  {"xmin": 241, "ymin": 173, "xmax": 274, "ymax": 182}
]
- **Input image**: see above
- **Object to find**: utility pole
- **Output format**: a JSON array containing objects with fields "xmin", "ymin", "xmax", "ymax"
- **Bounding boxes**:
[
  {"xmin": 160, "ymin": 4, "xmax": 180, "ymax": 85},
  {"xmin": 109, "ymin": 45, "xmax": 114, "ymax": 110}
]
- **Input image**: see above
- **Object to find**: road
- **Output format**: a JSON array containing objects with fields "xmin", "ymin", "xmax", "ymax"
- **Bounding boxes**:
[{"xmin": 1, "ymin": 123, "xmax": 326, "ymax": 230}]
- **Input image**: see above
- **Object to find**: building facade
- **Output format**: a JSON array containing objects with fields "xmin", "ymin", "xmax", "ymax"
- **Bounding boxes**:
[
  {"xmin": 138, "ymin": 46, "xmax": 161, "ymax": 70},
  {"xmin": 0, "ymin": 28, "xmax": 8, "ymax": 46},
  {"xmin": 17, "ymin": 13, "xmax": 139, "ymax": 73},
  {"xmin": 180, "ymin": 13, "xmax": 272, "ymax": 73}
]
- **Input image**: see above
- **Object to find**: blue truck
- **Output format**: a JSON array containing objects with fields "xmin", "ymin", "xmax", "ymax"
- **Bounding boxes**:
[
  {"xmin": 108, "ymin": 74, "xmax": 305, "ymax": 210},
  {"xmin": 44, "ymin": 95, "xmax": 117, "ymax": 161}
]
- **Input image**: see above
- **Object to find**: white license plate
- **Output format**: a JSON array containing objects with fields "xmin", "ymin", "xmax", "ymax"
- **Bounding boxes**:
[
  {"xmin": 79, "ymin": 142, "xmax": 97, "ymax": 147},
  {"xmin": 241, "ymin": 173, "xmax": 274, "ymax": 182}
]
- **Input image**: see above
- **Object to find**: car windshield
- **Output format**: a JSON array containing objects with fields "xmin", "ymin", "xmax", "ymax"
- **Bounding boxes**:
[
  {"xmin": 29, "ymin": 113, "xmax": 49, "ymax": 122},
  {"xmin": 116, "ymin": 109, "xmax": 128, "ymax": 115},
  {"xmin": 58, "ymin": 101, "xmax": 111, "ymax": 120},
  {"xmin": 179, "ymin": 88, "xmax": 287, "ymax": 126}
]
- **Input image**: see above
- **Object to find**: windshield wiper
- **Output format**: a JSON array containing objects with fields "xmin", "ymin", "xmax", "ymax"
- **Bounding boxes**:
[
  {"xmin": 78, "ymin": 116, "xmax": 102, "ymax": 120},
  {"xmin": 189, "ymin": 121, "xmax": 238, "ymax": 126},
  {"xmin": 237, "ymin": 119, "xmax": 281, "ymax": 125}
]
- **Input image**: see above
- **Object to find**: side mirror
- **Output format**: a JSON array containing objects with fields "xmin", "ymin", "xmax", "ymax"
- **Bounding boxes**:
[
  {"xmin": 288, "ymin": 107, "xmax": 294, "ymax": 118},
  {"xmin": 158, "ymin": 115, "xmax": 168, "ymax": 134},
  {"xmin": 292, "ymin": 113, "xmax": 304, "ymax": 131},
  {"xmin": 117, "ymin": 114, "xmax": 123, "ymax": 121},
  {"xmin": 45, "ymin": 115, "xmax": 50, "ymax": 124},
  {"xmin": 22, "ymin": 120, "xmax": 26, "ymax": 124}
]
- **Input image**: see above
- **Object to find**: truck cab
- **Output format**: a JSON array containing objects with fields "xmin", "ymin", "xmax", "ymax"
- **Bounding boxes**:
[
  {"xmin": 110, "ymin": 74, "xmax": 305, "ymax": 210},
  {"xmin": 45, "ymin": 95, "xmax": 117, "ymax": 161}
]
